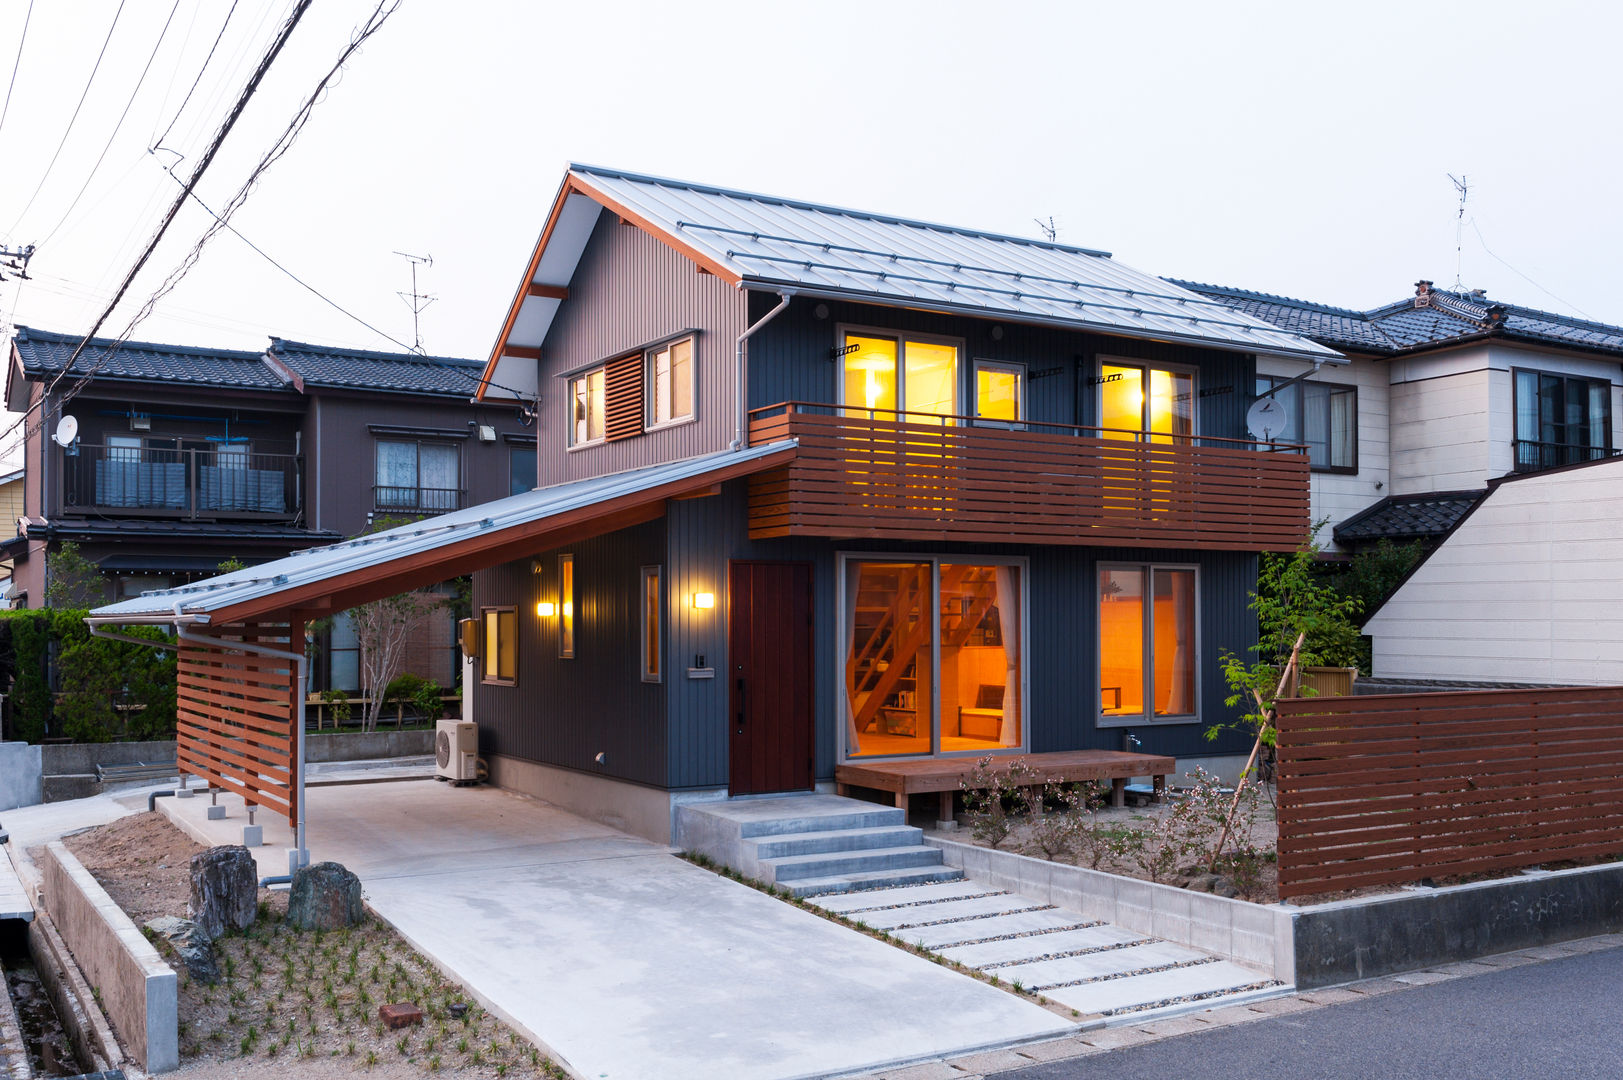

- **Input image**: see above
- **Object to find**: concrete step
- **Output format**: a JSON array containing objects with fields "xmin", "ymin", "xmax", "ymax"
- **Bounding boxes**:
[
  {"xmin": 764, "ymin": 844, "xmax": 945, "ymax": 882},
  {"xmin": 855, "ymin": 893, "xmax": 1043, "ymax": 930},
  {"xmin": 780, "ymin": 864, "xmax": 965, "ymax": 898},
  {"xmin": 1043, "ymin": 959, "xmax": 1275, "ymax": 1016},
  {"xmin": 738, "ymin": 806, "xmax": 905, "ymax": 839},
  {"xmin": 809, "ymin": 879, "xmax": 998, "ymax": 913},
  {"xmin": 748, "ymin": 824, "xmax": 923, "ymax": 860}
]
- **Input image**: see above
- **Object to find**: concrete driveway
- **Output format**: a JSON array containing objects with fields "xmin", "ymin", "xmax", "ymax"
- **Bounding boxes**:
[{"xmin": 161, "ymin": 780, "xmax": 1073, "ymax": 1079}]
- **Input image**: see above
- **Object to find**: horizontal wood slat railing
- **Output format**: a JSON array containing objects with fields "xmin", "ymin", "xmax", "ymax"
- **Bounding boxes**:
[
  {"xmin": 1275, "ymin": 686, "xmax": 1623, "ymax": 899},
  {"xmin": 747, "ymin": 403, "xmax": 1309, "ymax": 551},
  {"xmin": 175, "ymin": 623, "xmax": 301, "ymax": 825}
]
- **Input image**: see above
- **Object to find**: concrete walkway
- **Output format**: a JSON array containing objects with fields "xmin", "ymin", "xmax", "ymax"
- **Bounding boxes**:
[{"xmin": 160, "ymin": 781, "xmax": 1074, "ymax": 1080}]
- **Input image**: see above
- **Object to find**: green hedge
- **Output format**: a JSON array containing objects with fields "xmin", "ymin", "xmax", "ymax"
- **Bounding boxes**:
[{"xmin": 0, "ymin": 610, "xmax": 177, "ymax": 743}]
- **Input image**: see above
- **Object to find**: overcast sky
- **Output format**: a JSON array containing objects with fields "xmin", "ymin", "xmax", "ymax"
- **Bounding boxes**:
[{"xmin": 0, "ymin": 0, "xmax": 1617, "ymax": 444}]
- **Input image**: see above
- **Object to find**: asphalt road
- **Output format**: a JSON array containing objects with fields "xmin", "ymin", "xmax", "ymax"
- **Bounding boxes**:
[{"xmin": 994, "ymin": 946, "xmax": 1623, "ymax": 1080}]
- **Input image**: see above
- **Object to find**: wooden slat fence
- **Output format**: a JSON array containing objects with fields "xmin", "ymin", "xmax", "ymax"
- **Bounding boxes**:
[
  {"xmin": 747, "ymin": 403, "xmax": 1309, "ymax": 551},
  {"xmin": 176, "ymin": 622, "xmax": 302, "ymax": 825},
  {"xmin": 1275, "ymin": 686, "xmax": 1623, "ymax": 899}
]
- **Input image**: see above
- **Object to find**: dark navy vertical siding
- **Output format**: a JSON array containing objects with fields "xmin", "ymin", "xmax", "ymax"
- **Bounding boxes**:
[{"xmin": 469, "ymin": 518, "xmax": 670, "ymax": 788}]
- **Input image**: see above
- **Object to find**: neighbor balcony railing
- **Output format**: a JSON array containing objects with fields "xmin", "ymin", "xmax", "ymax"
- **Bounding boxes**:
[
  {"xmin": 746, "ymin": 402, "xmax": 1310, "ymax": 551},
  {"xmin": 372, "ymin": 485, "xmax": 464, "ymax": 513},
  {"xmin": 63, "ymin": 443, "xmax": 301, "ymax": 519},
  {"xmin": 1511, "ymin": 438, "xmax": 1620, "ymax": 474}
]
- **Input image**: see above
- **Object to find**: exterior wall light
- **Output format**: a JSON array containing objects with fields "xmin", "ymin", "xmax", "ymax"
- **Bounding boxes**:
[
  {"xmin": 537, "ymin": 601, "xmax": 556, "ymax": 617},
  {"xmin": 691, "ymin": 592, "xmax": 715, "ymax": 610}
]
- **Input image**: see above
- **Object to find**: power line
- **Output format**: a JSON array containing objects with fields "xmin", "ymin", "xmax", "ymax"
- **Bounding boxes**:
[
  {"xmin": 152, "ymin": 0, "xmax": 240, "ymax": 153},
  {"xmin": 40, "ymin": 0, "xmax": 183, "ymax": 248},
  {"xmin": 1467, "ymin": 218, "xmax": 1594, "ymax": 322},
  {"xmin": 0, "ymin": 0, "xmax": 35, "ymax": 144},
  {"xmin": 8, "ymin": 0, "xmax": 127, "ymax": 237}
]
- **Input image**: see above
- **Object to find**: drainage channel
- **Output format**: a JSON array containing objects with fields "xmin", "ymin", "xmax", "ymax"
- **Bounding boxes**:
[{"xmin": 1, "ymin": 918, "xmax": 91, "ymax": 1078}]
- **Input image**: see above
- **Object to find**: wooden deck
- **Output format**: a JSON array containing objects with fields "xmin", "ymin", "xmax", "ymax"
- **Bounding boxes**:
[{"xmin": 836, "ymin": 749, "xmax": 1176, "ymax": 821}]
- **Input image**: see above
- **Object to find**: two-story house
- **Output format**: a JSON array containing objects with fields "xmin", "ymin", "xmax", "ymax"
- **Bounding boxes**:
[
  {"xmin": 1175, "ymin": 280, "xmax": 1623, "ymax": 553},
  {"xmin": 4, "ymin": 326, "xmax": 534, "ymax": 690},
  {"xmin": 85, "ymin": 165, "xmax": 1339, "ymax": 844}
]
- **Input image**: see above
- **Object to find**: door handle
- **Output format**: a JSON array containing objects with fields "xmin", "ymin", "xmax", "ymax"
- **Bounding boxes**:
[{"xmin": 735, "ymin": 677, "xmax": 746, "ymax": 729}]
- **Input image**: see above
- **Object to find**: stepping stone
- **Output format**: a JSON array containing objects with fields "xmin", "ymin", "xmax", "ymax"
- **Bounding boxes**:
[
  {"xmin": 939, "ymin": 924, "xmax": 1142, "ymax": 969},
  {"xmin": 996, "ymin": 940, "xmax": 1212, "ymax": 989},
  {"xmin": 897, "ymin": 908, "xmax": 1087, "ymax": 950},
  {"xmin": 1044, "ymin": 960, "xmax": 1272, "ymax": 1015},
  {"xmin": 810, "ymin": 879, "xmax": 995, "ymax": 913},
  {"xmin": 855, "ymin": 893, "xmax": 1042, "ymax": 930}
]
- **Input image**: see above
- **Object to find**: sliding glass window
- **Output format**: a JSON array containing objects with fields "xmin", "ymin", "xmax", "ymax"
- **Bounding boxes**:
[
  {"xmin": 840, "ymin": 330, "xmax": 961, "ymax": 421},
  {"xmin": 842, "ymin": 556, "xmax": 1024, "ymax": 760},
  {"xmin": 1099, "ymin": 360, "xmax": 1195, "ymax": 443},
  {"xmin": 1098, "ymin": 564, "xmax": 1197, "ymax": 724}
]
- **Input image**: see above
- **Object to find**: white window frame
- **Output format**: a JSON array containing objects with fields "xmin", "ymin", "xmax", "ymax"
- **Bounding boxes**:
[
  {"xmin": 1095, "ymin": 355, "xmax": 1200, "ymax": 439},
  {"xmin": 835, "ymin": 325, "xmax": 965, "ymax": 420},
  {"xmin": 640, "ymin": 565, "xmax": 662, "ymax": 683},
  {"xmin": 833, "ymin": 551, "xmax": 1030, "ymax": 764},
  {"xmin": 567, "ymin": 368, "xmax": 607, "ymax": 449},
  {"xmin": 972, "ymin": 358, "xmax": 1026, "ymax": 428},
  {"xmin": 645, "ymin": 335, "xmax": 696, "ymax": 431},
  {"xmin": 1095, "ymin": 561, "xmax": 1201, "ymax": 728}
]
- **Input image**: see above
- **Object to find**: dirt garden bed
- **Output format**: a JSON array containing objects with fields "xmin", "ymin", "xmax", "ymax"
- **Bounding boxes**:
[{"xmin": 61, "ymin": 813, "xmax": 565, "ymax": 1079}]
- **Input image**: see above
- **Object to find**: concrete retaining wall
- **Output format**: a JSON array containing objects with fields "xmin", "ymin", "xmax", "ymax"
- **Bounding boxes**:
[
  {"xmin": 28, "ymin": 910, "xmax": 122, "ymax": 1073},
  {"xmin": 1291, "ymin": 862, "xmax": 1623, "ymax": 989},
  {"xmin": 39, "ymin": 842, "xmax": 177, "ymax": 1072},
  {"xmin": 305, "ymin": 729, "xmax": 433, "ymax": 762},
  {"xmin": 0, "ymin": 741, "xmax": 41, "ymax": 809},
  {"xmin": 40, "ymin": 740, "xmax": 178, "ymax": 776},
  {"xmin": 927, "ymin": 836, "xmax": 1294, "ymax": 981}
]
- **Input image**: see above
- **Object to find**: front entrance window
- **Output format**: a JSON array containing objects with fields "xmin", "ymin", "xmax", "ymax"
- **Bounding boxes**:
[
  {"xmin": 1100, "ymin": 362, "xmax": 1195, "ymax": 443},
  {"xmin": 841, "ymin": 331, "xmax": 960, "ymax": 420},
  {"xmin": 1099, "ymin": 564, "xmax": 1197, "ymax": 723},
  {"xmin": 843, "ymin": 558, "xmax": 1023, "ymax": 759}
]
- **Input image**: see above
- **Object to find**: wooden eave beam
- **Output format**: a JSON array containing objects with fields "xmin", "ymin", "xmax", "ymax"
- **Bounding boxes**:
[{"xmin": 527, "ymin": 283, "xmax": 569, "ymax": 301}]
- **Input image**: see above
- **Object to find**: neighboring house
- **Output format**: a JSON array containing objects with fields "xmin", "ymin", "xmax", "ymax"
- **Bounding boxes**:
[
  {"xmin": 1176, "ymin": 280, "xmax": 1623, "ymax": 553},
  {"xmin": 86, "ymin": 164, "xmax": 1345, "ymax": 844},
  {"xmin": 2, "ymin": 326, "xmax": 534, "ymax": 690},
  {"xmin": 0, "ymin": 467, "xmax": 21, "ymax": 594},
  {"xmin": 1362, "ymin": 455, "xmax": 1623, "ymax": 685}
]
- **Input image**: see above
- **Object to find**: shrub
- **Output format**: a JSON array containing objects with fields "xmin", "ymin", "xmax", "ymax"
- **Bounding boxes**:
[
  {"xmin": 382, "ymin": 673, "xmax": 442, "ymax": 721},
  {"xmin": 0, "ymin": 609, "xmax": 175, "ymax": 742},
  {"xmin": 960, "ymin": 756, "xmax": 1040, "ymax": 849}
]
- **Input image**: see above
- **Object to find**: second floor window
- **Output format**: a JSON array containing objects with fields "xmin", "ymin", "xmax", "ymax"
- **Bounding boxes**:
[
  {"xmin": 1255, "ymin": 377, "xmax": 1357, "ymax": 472},
  {"xmin": 509, "ymin": 446, "xmax": 537, "ymax": 496},
  {"xmin": 841, "ymin": 331, "xmax": 961, "ymax": 420},
  {"xmin": 375, "ymin": 439, "xmax": 459, "ymax": 512},
  {"xmin": 570, "ymin": 368, "xmax": 606, "ymax": 446},
  {"xmin": 648, "ymin": 337, "xmax": 694, "ymax": 427},
  {"xmin": 1100, "ymin": 360, "xmax": 1194, "ymax": 443},
  {"xmin": 1514, "ymin": 368, "xmax": 1612, "ymax": 472}
]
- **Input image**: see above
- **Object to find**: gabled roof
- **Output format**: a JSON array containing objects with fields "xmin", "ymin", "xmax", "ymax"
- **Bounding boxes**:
[
  {"xmin": 87, "ymin": 441, "xmax": 796, "ymax": 627},
  {"xmin": 479, "ymin": 166, "xmax": 1340, "ymax": 399},
  {"xmin": 10, "ymin": 325, "xmax": 288, "ymax": 392},
  {"xmin": 266, "ymin": 339, "xmax": 485, "ymax": 399},
  {"xmin": 1174, "ymin": 281, "xmax": 1623, "ymax": 358},
  {"xmin": 1332, "ymin": 490, "xmax": 1486, "ymax": 544}
]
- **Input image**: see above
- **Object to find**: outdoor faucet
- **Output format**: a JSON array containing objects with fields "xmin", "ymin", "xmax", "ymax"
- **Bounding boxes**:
[{"xmin": 1122, "ymin": 730, "xmax": 1141, "ymax": 753}]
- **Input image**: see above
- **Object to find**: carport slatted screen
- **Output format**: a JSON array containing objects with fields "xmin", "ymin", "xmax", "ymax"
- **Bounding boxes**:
[{"xmin": 176, "ymin": 622, "xmax": 301, "ymax": 825}]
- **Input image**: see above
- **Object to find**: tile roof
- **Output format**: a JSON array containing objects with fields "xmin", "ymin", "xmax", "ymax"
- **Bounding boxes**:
[
  {"xmin": 267, "ymin": 339, "xmax": 485, "ymax": 398},
  {"xmin": 1332, "ymin": 490, "xmax": 1486, "ymax": 544},
  {"xmin": 550, "ymin": 165, "xmax": 1339, "ymax": 363},
  {"xmin": 1172, "ymin": 281, "xmax": 1623, "ymax": 358},
  {"xmin": 10, "ymin": 326, "xmax": 288, "ymax": 391}
]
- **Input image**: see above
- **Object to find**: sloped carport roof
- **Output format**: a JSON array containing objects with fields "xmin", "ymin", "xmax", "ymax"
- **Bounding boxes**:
[{"xmin": 86, "ymin": 442, "xmax": 795, "ymax": 627}]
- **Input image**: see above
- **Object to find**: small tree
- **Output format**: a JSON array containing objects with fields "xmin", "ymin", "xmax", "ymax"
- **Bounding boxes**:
[
  {"xmin": 45, "ymin": 541, "xmax": 107, "ymax": 608},
  {"xmin": 350, "ymin": 591, "xmax": 446, "ymax": 733}
]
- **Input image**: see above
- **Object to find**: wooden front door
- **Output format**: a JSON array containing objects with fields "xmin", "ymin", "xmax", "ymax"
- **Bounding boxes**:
[{"xmin": 729, "ymin": 561, "xmax": 814, "ymax": 795}]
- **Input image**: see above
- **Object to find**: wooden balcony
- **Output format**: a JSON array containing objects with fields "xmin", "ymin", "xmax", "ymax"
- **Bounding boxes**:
[{"xmin": 747, "ymin": 403, "xmax": 1309, "ymax": 551}]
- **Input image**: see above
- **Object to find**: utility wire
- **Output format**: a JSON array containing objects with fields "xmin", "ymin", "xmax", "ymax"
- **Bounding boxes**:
[
  {"xmin": 1467, "ymin": 219, "xmax": 1594, "ymax": 322},
  {"xmin": 0, "ymin": 0, "xmax": 35, "ymax": 145},
  {"xmin": 152, "ymin": 0, "xmax": 240, "ymax": 154},
  {"xmin": 8, "ymin": 0, "xmax": 127, "ymax": 237},
  {"xmin": 41, "ymin": 0, "xmax": 183, "ymax": 248}
]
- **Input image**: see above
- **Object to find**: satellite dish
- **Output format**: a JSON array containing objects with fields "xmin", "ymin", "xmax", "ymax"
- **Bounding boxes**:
[
  {"xmin": 1245, "ymin": 397, "xmax": 1288, "ymax": 442},
  {"xmin": 52, "ymin": 415, "xmax": 78, "ymax": 447}
]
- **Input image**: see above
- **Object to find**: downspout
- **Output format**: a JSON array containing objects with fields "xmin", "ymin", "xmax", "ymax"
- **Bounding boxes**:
[
  {"xmin": 729, "ymin": 290, "xmax": 794, "ymax": 452},
  {"xmin": 170, "ymin": 604, "xmax": 311, "ymax": 876}
]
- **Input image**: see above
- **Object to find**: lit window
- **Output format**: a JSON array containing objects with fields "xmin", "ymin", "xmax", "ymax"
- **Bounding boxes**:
[
  {"xmin": 1255, "ymin": 377, "xmax": 1357, "ymax": 472},
  {"xmin": 840, "ymin": 331, "xmax": 960, "ymax": 419},
  {"xmin": 1100, "ymin": 361, "xmax": 1194, "ymax": 443},
  {"xmin": 1099, "ymin": 564, "xmax": 1197, "ymax": 723},
  {"xmin": 975, "ymin": 361, "xmax": 1023, "ymax": 424},
  {"xmin": 482, "ymin": 607, "xmax": 517, "ymax": 685},
  {"xmin": 648, "ymin": 338, "xmax": 694, "ymax": 427},
  {"xmin": 559, "ymin": 554, "xmax": 575, "ymax": 658},
  {"xmin": 570, "ymin": 369, "xmax": 606, "ymax": 446},
  {"xmin": 641, "ymin": 566, "xmax": 661, "ymax": 682}
]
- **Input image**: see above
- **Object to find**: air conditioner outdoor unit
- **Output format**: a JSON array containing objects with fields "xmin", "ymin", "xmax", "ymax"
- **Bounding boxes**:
[{"xmin": 435, "ymin": 719, "xmax": 479, "ymax": 783}]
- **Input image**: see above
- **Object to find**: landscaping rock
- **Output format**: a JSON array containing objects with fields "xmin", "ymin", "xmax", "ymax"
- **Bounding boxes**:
[
  {"xmin": 189, "ymin": 845, "xmax": 258, "ymax": 939},
  {"xmin": 1213, "ymin": 877, "xmax": 1241, "ymax": 899},
  {"xmin": 378, "ymin": 1002, "xmax": 424, "ymax": 1029},
  {"xmin": 287, "ymin": 861, "xmax": 364, "ymax": 930},
  {"xmin": 146, "ymin": 915, "xmax": 220, "ymax": 985}
]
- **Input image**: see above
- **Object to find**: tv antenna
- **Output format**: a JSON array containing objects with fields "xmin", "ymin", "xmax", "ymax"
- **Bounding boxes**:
[
  {"xmin": 1034, "ymin": 216, "xmax": 1058, "ymax": 243},
  {"xmin": 394, "ymin": 250, "xmax": 435, "ymax": 353},
  {"xmin": 1448, "ymin": 173, "xmax": 1468, "ymax": 291},
  {"xmin": 0, "ymin": 243, "xmax": 34, "ymax": 281}
]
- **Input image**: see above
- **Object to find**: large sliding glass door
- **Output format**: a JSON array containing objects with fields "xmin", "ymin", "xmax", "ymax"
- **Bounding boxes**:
[
  {"xmin": 1098, "ymin": 563, "xmax": 1198, "ymax": 724},
  {"xmin": 842, "ymin": 556, "xmax": 1024, "ymax": 759}
]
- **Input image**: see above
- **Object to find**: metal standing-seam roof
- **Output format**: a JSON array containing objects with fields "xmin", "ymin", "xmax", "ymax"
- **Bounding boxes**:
[
  {"xmin": 481, "ymin": 166, "xmax": 1341, "ymax": 398},
  {"xmin": 86, "ymin": 441, "xmax": 796, "ymax": 626}
]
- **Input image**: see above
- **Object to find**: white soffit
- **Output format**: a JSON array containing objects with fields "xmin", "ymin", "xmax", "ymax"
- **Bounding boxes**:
[
  {"xmin": 481, "ymin": 355, "xmax": 538, "ymax": 401},
  {"xmin": 503, "ymin": 195, "xmax": 603, "ymax": 359}
]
